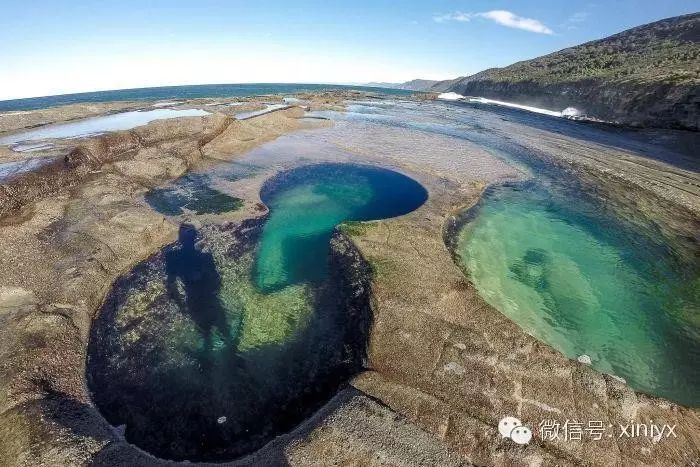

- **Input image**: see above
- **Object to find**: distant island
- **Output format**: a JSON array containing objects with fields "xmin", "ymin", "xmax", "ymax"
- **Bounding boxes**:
[{"xmin": 389, "ymin": 13, "xmax": 699, "ymax": 130}]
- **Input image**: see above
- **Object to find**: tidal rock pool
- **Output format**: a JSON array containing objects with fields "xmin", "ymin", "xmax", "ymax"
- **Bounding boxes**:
[
  {"xmin": 0, "ymin": 157, "xmax": 55, "ymax": 181},
  {"xmin": 306, "ymin": 99, "xmax": 699, "ymax": 407},
  {"xmin": 87, "ymin": 163, "xmax": 427, "ymax": 461},
  {"xmin": 254, "ymin": 163, "xmax": 428, "ymax": 292},
  {"xmin": 455, "ymin": 181, "xmax": 700, "ymax": 406},
  {"xmin": 0, "ymin": 108, "xmax": 209, "ymax": 148}
]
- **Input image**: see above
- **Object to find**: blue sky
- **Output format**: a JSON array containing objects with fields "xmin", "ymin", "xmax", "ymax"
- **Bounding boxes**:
[{"xmin": 0, "ymin": 1, "xmax": 697, "ymax": 100}]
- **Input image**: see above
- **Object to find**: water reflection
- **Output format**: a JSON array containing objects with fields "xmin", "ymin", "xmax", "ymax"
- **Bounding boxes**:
[{"xmin": 0, "ymin": 108, "xmax": 210, "ymax": 147}]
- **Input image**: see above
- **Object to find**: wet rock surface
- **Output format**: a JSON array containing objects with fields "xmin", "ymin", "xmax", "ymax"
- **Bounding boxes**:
[
  {"xmin": 348, "ymin": 177, "xmax": 700, "ymax": 466},
  {"xmin": 0, "ymin": 92, "xmax": 698, "ymax": 466}
]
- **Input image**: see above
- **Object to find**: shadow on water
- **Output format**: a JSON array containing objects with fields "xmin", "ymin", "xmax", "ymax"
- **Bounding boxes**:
[
  {"xmin": 165, "ymin": 224, "xmax": 239, "ymax": 356},
  {"xmin": 87, "ymin": 163, "xmax": 426, "ymax": 462},
  {"xmin": 87, "ymin": 224, "xmax": 372, "ymax": 461}
]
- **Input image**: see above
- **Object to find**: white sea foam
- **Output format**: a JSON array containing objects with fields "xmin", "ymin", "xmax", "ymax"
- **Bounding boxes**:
[
  {"xmin": 151, "ymin": 101, "xmax": 183, "ymax": 107},
  {"xmin": 561, "ymin": 107, "xmax": 582, "ymax": 117},
  {"xmin": 437, "ymin": 91, "xmax": 581, "ymax": 118},
  {"xmin": 467, "ymin": 97, "xmax": 584, "ymax": 119},
  {"xmin": 468, "ymin": 97, "xmax": 561, "ymax": 117},
  {"xmin": 437, "ymin": 92, "xmax": 465, "ymax": 101}
]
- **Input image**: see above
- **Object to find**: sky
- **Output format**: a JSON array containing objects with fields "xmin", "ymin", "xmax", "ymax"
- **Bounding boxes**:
[{"xmin": 0, "ymin": 1, "xmax": 697, "ymax": 100}]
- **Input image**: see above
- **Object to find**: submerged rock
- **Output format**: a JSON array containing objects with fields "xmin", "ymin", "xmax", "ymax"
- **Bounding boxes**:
[{"xmin": 577, "ymin": 354, "xmax": 592, "ymax": 365}]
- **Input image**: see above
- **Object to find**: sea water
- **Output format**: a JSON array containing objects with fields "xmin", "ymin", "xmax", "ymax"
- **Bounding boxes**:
[
  {"xmin": 87, "ymin": 163, "xmax": 427, "ymax": 461},
  {"xmin": 455, "ymin": 182, "xmax": 699, "ymax": 405}
]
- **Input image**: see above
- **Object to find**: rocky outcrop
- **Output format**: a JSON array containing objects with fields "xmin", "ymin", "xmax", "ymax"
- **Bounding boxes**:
[
  {"xmin": 395, "ymin": 80, "xmax": 441, "ymax": 91},
  {"xmin": 203, "ymin": 106, "xmax": 329, "ymax": 160},
  {"xmin": 346, "ymin": 173, "xmax": 700, "ymax": 466},
  {"xmin": 0, "ymin": 99, "xmax": 349, "ymax": 466},
  {"xmin": 1, "ymin": 92, "xmax": 698, "ymax": 466},
  {"xmin": 433, "ymin": 13, "xmax": 700, "ymax": 130},
  {"xmin": 0, "ymin": 106, "xmax": 326, "ymax": 218},
  {"xmin": 365, "ymin": 80, "xmax": 441, "ymax": 91},
  {"xmin": 444, "ymin": 78, "xmax": 698, "ymax": 130},
  {"xmin": 0, "ymin": 114, "xmax": 232, "ymax": 217}
]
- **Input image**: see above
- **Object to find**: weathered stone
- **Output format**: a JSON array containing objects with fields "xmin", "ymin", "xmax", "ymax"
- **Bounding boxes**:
[{"xmin": 0, "ymin": 91, "xmax": 698, "ymax": 466}]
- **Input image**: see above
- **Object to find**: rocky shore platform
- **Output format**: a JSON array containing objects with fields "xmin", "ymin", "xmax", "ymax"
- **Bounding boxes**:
[{"xmin": 0, "ymin": 91, "xmax": 698, "ymax": 466}]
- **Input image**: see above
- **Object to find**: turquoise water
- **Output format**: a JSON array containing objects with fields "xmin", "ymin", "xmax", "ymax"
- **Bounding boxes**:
[
  {"xmin": 254, "ymin": 163, "xmax": 428, "ymax": 291},
  {"xmin": 456, "ymin": 182, "xmax": 700, "ymax": 405},
  {"xmin": 335, "ymin": 101, "xmax": 700, "ymax": 406},
  {"xmin": 87, "ymin": 163, "xmax": 427, "ymax": 461},
  {"xmin": 0, "ymin": 83, "xmax": 413, "ymax": 112}
]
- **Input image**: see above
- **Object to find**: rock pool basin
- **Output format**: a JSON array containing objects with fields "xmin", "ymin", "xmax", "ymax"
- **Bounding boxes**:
[
  {"xmin": 2, "ymin": 94, "xmax": 698, "ymax": 466},
  {"xmin": 454, "ymin": 180, "xmax": 700, "ymax": 406},
  {"xmin": 86, "ymin": 163, "xmax": 427, "ymax": 461},
  {"xmin": 0, "ymin": 108, "xmax": 210, "ymax": 149}
]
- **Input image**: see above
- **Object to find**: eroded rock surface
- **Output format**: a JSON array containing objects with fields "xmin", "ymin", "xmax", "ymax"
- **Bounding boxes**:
[
  {"xmin": 346, "ymin": 178, "xmax": 700, "ymax": 466},
  {"xmin": 0, "ymin": 100, "xmax": 335, "ymax": 465},
  {"xmin": 0, "ymin": 93, "xmax": 698, "ymax": 466}
]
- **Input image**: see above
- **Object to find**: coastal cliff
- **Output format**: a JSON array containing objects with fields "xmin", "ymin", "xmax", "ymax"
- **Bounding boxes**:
[{"xmin": 432, "ymin": 13, "xmax": 700, "ymax": 130}]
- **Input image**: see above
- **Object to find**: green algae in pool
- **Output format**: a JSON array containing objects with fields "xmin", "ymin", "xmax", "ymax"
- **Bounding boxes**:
[
  {"xmin": 456, "ymin": 182, "xmax": 700, "ymax": 406},
  {"xmin": 254, "ymin": 163, "xmax": 428, "ymax": 292},
  {"xmin": 87, "ymin": 163, "xmax": 427, "ymax": 462}
]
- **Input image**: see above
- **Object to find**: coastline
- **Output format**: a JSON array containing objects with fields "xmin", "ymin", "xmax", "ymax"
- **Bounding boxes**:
[{"xmin": 0, "ymin": 91, "xmax": 698, "ymax": 466}]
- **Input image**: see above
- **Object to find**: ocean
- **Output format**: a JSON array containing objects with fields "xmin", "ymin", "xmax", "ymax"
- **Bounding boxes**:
[{"xmin": 0, "ymin": 83, "xmax": 413, "ymax": 112}]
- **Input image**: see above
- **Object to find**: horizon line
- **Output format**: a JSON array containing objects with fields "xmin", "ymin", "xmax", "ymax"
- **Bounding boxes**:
[{"xmin": 0, "ymin": 80, "xmax": 434, "ymax": 104}]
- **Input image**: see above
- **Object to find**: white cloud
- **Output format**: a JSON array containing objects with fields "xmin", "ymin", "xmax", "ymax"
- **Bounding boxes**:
[
  {"xmin": 433, "ymin": 11, "xmax": 472, "ymax": 23},
  {"xmin": 476, "ymin": 10, "xmax": 553, "ymax": 34},
  {"xmin": 434, "ymin": 9, "xmax": 553, "ymax": 35}
]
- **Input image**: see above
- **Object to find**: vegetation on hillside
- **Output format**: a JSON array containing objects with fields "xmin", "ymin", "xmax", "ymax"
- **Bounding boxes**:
[{"xmin": 440, "ymin": 13, "xmax": 700, "ymax": 88}]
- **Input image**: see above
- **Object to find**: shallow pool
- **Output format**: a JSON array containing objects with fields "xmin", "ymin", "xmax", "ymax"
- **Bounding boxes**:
[
  {"xmin": 0, "ymin": 108, "xmax": 209, "ymax": 147},
  {"xmin": 145, "ymin": 173, "xmax": 243, "ymax": 216},
  {"xmin": 456, "ymin": 181, "xmax": 700, "ymax": 405}
]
